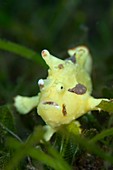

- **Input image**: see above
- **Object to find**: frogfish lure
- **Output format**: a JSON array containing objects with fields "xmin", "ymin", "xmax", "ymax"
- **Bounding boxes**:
[{"xmin": 14, "ymin": 46, "xmax": 109, "ymax": 141}]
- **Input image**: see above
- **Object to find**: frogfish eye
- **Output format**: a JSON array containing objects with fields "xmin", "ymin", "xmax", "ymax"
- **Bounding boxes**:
[
  {"xmin": 61, "ymin": 86, "xmax": 64, "ymax": 89},
  {"xmin": 56, "ymin": 83, "xmax": 64, "ymax": 92}
]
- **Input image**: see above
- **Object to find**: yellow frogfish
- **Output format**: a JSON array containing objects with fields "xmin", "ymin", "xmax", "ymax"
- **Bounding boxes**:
[{"xmin": 14, "ymin": 46, "xmax": 108, "ymax": 141}]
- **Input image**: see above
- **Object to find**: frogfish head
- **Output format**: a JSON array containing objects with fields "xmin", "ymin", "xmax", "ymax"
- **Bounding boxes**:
[{"xmin": 37, "ymin": 49, "xmax": 89, "ymax": 128}]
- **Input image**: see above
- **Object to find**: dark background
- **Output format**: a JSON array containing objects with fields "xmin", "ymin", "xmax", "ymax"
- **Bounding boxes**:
[{"xmin": 1, "ymin": 1, "xmax": 113, "ymax": 169}]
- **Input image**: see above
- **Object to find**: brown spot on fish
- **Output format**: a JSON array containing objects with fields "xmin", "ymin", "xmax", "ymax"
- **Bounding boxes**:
[
  {"xmin": 41, "ymin": 50, "xmax": 49, "ymax": 57},
  {"xmin": 66, "ymin": 53, "xmax": 76, "ymax": 63},
  {"xmin": 68, "ymin": 83, "xmax": 87, "ymax": 95},
  {"xmin": 39, "ymin": 84, "xmax": 44, "ymax": 89},
  {"xmin": 58, "ymin": 64, "xmax": 64, "ymax": 69},
  {"xmin": 62, "ymin": 104, "xmax": 67, "ymax": 116},
  {"xmin": 43, "ymin": 101, "xmax": 59, "ymax": 107}
]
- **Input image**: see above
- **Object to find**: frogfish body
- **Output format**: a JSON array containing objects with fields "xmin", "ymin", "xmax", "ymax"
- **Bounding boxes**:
[{"xmin": 14, "ymin": 46, "xmax": 107, "ymax": 140}]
